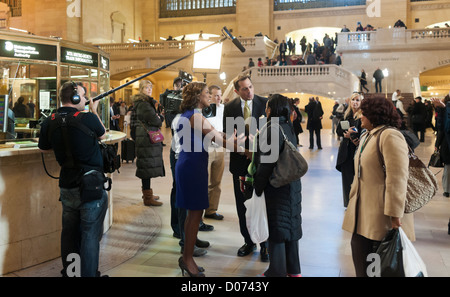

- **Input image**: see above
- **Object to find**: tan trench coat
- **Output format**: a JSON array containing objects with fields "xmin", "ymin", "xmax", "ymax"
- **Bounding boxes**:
[{"xmin": 342, "ymin": 125, "xmax": 415, "ymax": 242}]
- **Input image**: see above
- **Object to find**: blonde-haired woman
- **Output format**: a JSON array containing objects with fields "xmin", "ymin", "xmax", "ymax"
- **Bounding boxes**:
[
  {"xmin": 175, "ymin": 82, "xmax": 248, "ymax": 277},
  {"xmin": 336, "ymin": 93, "xmax": 363, "ymax": 207},
  {"xmin": 131, "ymin": 80, "xmax": 164, "ymax": 206}
]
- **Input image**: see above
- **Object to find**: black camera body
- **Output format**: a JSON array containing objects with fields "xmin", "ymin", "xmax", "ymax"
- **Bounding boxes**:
[
  {"xmin": 202, "ymin": 103, "xmax": 217, "ymax": 119},
  {"xmin": 161, "ymin": 89, "xmax": 183, "ymax": 115}
]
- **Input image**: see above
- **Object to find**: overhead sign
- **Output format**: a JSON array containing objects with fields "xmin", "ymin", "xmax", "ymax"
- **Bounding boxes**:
[
  {"xmin": 0, "ymin": 39, "xmax": 57, "ymax": 61},
  {"xmin": 100, "ymin": 55, "xmax": 109, "ymax": 71},
  {"xmin": 61, "ymin": 47, "xmax": 98, "ymax": 67}
]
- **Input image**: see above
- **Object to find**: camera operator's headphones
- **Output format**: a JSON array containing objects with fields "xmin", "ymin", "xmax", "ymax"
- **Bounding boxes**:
[{"xmin": 71, "ymin": 82, "xmax": 81, "ymax": 105}]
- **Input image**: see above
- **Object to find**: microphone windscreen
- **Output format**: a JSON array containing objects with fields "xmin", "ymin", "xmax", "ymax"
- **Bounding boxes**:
[{"xmin": 232, "ymin": 38, "xmax": 246, "ymax": 53}]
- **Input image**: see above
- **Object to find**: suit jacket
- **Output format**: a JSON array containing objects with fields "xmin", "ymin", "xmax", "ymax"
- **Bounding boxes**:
[
  {"xmin": 342, "ymin": 126, "xmax": 415, "ymax": 241},
  {"xmin": 223, "ymin": 95, "xmax": 268, "ymax": 176}
]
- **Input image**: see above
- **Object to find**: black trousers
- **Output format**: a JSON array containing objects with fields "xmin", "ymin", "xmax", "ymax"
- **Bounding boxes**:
[
  {"xmin": 170, "ymin": 149, "xmax": 187, "ymax": 246},
  {"xmin": 351, "ymin": 233, "xmax": 380, "ymax": 277},
  {"xmin": 232, "ymin": 175, "xmax": 266, "ymax": 248},
  {"xmin": 264, "ymin": 240, "xmax": 301, "ymax": 276},
  {"xmin": 309, "ymin": 128, "xmax": 322, "ymax": 149}
]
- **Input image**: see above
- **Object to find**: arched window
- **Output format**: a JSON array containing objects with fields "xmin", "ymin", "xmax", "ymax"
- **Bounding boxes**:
[
  {"xmin": 160, "ymin": 0, "xmax": 236, "ymax": 18},
  {"xmin": 274, "ymin": 0, "xmax": 366, "ymax": 11},
  {"xmin": 0, "ymin": 0, "xmax": 21, "ymax": 17}
]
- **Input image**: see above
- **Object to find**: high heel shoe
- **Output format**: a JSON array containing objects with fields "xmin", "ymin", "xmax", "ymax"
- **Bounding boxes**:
[{"xmin": 178, "ymin": 257, "xmax": 205, "ymax": 277}]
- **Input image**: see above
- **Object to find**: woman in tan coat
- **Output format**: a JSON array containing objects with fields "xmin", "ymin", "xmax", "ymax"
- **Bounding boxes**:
[{"xmin": 342, "ymin": 95, "xmax": 415, "ymax": 277}]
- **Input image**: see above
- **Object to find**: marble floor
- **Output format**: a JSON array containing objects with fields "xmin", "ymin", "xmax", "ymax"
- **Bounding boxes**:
[{"xmin": 8, "ymin": 127, "xmax": 450, "ymax": 277}]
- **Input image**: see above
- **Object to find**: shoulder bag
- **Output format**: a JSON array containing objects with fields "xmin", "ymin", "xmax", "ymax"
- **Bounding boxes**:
[
  {"xmin": 269, "ymin": 123, "xmax": 308, "ymax": 188},
  {"xmin": 140, "ymin": 120, "xmax": 164, "ymax": 144},
  {"xmin": 376, "ymin": 127, "xmax": 437, "ymax": 213}
]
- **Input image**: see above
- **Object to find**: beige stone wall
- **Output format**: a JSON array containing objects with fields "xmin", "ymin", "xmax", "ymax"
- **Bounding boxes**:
[
  {"xmin": 408, "ymin": 0, "xmax": 450, "ymax": 29},
  {"xmin": 9, "ymin": 0, "xmax": 67, "ymax": 38},
  {"xmin": 6, "ymin": 0, "xmax": 450, "ymax": 44}
]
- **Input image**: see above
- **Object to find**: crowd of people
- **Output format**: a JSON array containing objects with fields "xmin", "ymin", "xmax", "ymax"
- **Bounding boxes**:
[{"xmin": 38, "ymin": 74, "xmax": 449, "ymax": 278}]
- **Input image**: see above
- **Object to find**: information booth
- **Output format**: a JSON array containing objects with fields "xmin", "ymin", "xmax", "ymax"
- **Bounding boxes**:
[{"xmin": 0, "ymin": 31, "xmax": 124, "ymax": 275}]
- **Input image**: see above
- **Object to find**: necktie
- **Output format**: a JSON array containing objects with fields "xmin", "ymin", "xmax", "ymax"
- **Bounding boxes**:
[
  {"xmin": 244, "ymin": 100, "xmax": 250, "ymax": 120},
  {"xmin": 244, "ymin": 100, "xmax": 250, "ymax": 133}
]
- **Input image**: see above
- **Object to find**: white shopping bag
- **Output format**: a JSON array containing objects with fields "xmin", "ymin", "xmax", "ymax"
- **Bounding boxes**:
[
  {"xmin": 399, "ymin": 227, "xmax": 428, "ymax": 277},
  {"xmin": 244, "ymin": 190, "xmax": 269, "ymax": 244}
]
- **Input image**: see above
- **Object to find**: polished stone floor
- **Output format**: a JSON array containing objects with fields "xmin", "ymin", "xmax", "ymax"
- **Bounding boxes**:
[{"xmin": 9, "ymin": 127, "xmax": 450, "ymax": 277}]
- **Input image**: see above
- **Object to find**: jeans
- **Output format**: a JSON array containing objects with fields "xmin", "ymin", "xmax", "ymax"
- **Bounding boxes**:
[
  {"xmin": 60, "ymin": 187, "xmax": 108, "ymax": 277},
  {"xmin": 375, "ymin": 80, "xmax": 382, "ymax": 93}
]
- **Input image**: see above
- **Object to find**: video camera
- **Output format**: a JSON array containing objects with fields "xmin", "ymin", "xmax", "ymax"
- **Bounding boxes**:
[
  {"xmin": 161, "ymin": 89, "xmax": 217, "ymax": 119},
  {"xmin": 160, "ymin": 70, "xmax": 216, "ymax": 125}
]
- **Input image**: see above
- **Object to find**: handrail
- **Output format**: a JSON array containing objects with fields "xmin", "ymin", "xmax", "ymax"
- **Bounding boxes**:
[
  {"xmin": 339, "ymin": 27, "xmax": 450, "ymax": 47},
  {"xmin": 222, "ymin": 64, "xmax": 357, "ymax": 100}
]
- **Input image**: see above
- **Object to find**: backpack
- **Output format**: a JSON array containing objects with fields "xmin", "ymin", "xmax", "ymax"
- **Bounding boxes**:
[{"xmin": 375, "ymin": 126, "xmax": 437, "ymax": 213}]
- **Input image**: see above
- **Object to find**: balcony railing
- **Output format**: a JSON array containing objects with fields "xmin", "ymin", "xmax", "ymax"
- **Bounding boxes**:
[{"xmin": 337, "ymin": 27, "xmax": 450, "ymax": 50}]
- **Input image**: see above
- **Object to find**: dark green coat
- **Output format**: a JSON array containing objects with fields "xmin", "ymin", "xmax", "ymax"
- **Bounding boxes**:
[{"xmin": 131, "ymin": 94, "xmax": 165, "ymax": 179}]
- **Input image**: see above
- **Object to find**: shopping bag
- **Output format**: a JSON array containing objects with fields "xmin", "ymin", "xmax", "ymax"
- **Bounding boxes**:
[
  {"xmin": 375, "ymin": 228, "xmax": 404, "ymax": 277},
  {"xmin": 244, "ymin": 191, "xmax": 269, "ymax": 244},
  {"xmin": 399, "ymin": 227, "xmax": 428, "ymax": 277}
]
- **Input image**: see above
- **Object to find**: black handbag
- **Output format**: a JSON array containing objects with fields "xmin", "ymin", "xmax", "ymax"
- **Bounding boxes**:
[{"xmin": 428, "ymin": 150, "xmax": 444, "ymax": 168}]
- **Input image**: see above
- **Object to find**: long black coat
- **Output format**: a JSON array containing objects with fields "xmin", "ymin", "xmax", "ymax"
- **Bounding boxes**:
[
  {"xmin": 305, "ymin": 101, "xmax": 323, "ymax": 130},
  {"xmin": 131, "ymin": 93, "xmax": 165, "ymax": 179},
  {"xmin": 435, "ymin": 105, "xmax": 450, "ymax": 164},
  {"xmin": 253, "ymin": 118, "xmax": 302, "ymax": 243}
]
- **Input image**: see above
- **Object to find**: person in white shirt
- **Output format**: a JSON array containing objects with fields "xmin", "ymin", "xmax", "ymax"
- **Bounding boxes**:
[
  {"xmin": 204, "ymin": 85, "xmax": 226, "ymax": 220},
  {"xmin": 392, "ymin": 89, "xmax": 407, "ymax": 118}
]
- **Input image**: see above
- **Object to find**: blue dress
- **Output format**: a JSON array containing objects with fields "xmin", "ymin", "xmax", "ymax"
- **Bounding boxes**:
[{"xmin": 175, "ymin": 109, "xmax": 209, "ymax": 210}]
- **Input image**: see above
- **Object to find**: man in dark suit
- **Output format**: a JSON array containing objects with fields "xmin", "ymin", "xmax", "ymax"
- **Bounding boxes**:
[{"xmin": 223, "ymin": 75, "xmax": 269, "ymax": 262}]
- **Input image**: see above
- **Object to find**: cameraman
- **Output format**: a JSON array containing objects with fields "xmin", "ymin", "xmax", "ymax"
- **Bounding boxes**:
[
  {"xmin": 161, "ymin": 77, "xmax": 183, "ymax": 128},
  {"xmin": 38, "ymin": 81, "xmax": 107, "ymax": 277}
]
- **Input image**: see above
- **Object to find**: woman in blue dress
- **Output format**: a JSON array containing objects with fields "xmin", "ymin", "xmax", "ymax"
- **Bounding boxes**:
[{"xmin": 175, "ymin": 82, "xmax": 248, "ymax": 277}]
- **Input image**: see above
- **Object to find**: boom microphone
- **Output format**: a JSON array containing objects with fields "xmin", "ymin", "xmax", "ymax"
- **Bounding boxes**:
[{"xmin": 222, "ymin": 27, "xmax": 246, "ymax": 53}]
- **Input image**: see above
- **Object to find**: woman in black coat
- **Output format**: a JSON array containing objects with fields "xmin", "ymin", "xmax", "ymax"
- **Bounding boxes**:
[
  {"xmin": 253, "ymin": 94, "xmax": 303, "ymax": 277},
  {"xmin": 131, "ymin": 80, "xmax": 165, "ymax": 206},
  {"xmin": 336, "ymin": 93, "xmax": 363, "ymax": 207}
]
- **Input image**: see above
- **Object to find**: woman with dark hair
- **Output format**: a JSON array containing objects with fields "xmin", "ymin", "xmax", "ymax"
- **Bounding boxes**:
[
  {"xmin": 342, "ymin": 95, "xmax": 415, "ymax": 277},
  {"xmin": 176, "ymin": 82, "xmax": 248, "ymax": 277},
  {"xmin": 253, "ymin": 94, "xmax": 303, "ymax": 277},
  {"xmin": 431, "ymin": 95, "xmax": 450, "ymax": 234}
]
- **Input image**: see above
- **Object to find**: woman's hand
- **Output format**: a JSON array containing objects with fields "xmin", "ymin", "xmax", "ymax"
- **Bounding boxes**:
[
  {"xmin": 344, "ymin": 126, "xmax": 357, "ymax": 139},
  {"xmin": 391, "ymin": 217, "xmax": 402, "ymax": 229}
]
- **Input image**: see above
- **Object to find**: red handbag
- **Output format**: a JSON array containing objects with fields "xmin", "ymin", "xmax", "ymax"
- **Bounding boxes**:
[
  {"xmin": 140, "ymin": 121, "xmax": 164, "ymax": 144},
  {"xmin": 148, "ymin": 129, "xmax": 164, "ymax": 144}
]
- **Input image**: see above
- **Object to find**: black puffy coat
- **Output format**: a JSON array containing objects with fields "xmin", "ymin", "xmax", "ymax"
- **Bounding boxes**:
[
  {"xmin": 131, "ymin": 94, "xmax": 165, "ymax": 179},
  {"xmin": 253, "ymin": 118, "xmax": 303, "ymax": 243}
]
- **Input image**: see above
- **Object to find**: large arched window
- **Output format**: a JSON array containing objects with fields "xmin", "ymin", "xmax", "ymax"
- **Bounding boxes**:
[
  {"xmin": 274, "ymin": 0, "xmax": 366, "ymax": 11},
  {"xmin": 0, "ymin": 0, "xmax": 21, "ymax": 17},
  {"xmin": 160, "ymin": 0, "xmax": 236, "ymax": 18}
]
